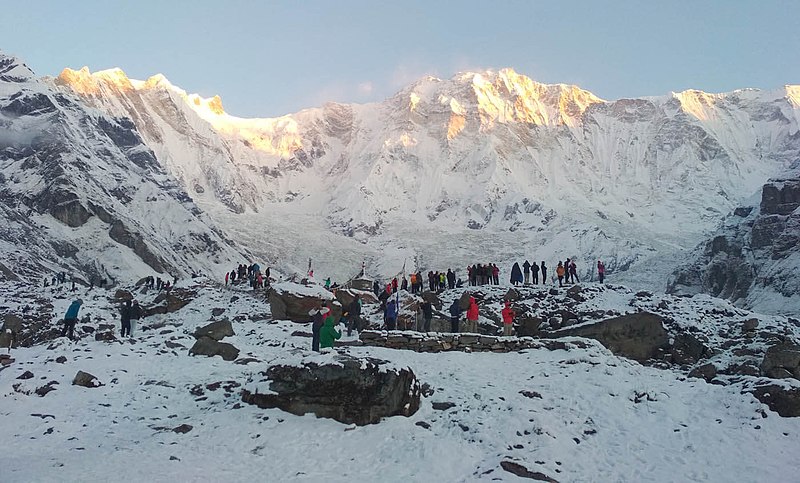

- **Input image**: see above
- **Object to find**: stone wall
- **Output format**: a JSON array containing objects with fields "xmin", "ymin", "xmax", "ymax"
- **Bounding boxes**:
[{"xmin": 359, "ymin": 330, "xmax": 592, "ymax": 353}]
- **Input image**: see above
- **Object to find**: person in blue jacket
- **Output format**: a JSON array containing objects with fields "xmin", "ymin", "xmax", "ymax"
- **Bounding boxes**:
[
  {"xmin": 62, "ymin": 299, "xmax": 83, "ymax": 340},
  {"xmin": 385, "ymin": 299, "xmax": 398, "ymax": 330}
]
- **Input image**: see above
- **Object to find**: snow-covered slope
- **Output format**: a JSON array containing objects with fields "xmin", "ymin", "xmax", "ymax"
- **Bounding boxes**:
[
  {"xmin": 0, "ymin": 51, "xmax": 247, "ymax": 284},
  {"xmin": 53, "ymin": 67, "xmax": 800, "ymax": 293}
]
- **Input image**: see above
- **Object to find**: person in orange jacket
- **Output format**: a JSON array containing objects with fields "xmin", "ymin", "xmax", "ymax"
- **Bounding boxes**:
[
  {"xmin": 466, "ymin": 296, "xmax": 479, "ymax": 333},
  {"xmin": 501, "ymin": 301, "xmax": 515, "ymax": 336},
  {"xmin": 556, "ymin": 262, "xmax": 565, "ymax": 287}
]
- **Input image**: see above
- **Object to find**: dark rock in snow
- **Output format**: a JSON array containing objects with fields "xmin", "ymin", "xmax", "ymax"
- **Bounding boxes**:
[
  {"xmin": 431, "ymin": 401, "xmax": 456, "ymax": 411},
  {"xmin": 556, "ymin": 312, "xmax": 669, "ymax": 362},
  {"xmin": 189, "ymin": 337, "xmax": 239, "ymax": 361},
  {"xmin": 688, "ymin": 363, "xmax": 717, "ymax": 382},
  {"xmin": 72, "ymin": 371, "xmax": 101, "ymax": 388},
  {"xmin": 241, "ymin": 354, "xmax": 420, "ymax": 425},
  {"xmin": 268, "ymin": 282, "xmax": 340, "ymax": 322},
  {"xmin": 671, "ymin": 333, "xmax": 709, "ymax": 365},
  {"xmin": 172, "ymin": 424, "xmax": 193, "ymax": 434},
  {"xmin": 761, "ymin": 343, "xmax": 800, "ymax": 380},
  {"xmin": 17, "ymin": 370, "xmax": 34, "ymax": 380},
  {"xmin": 193, "ymin": 319, "xmax": 234, "ymax": 341},
  {"xmin": 747, "ymin": 383, "xmax": 800, "ymax": 417},
  {"xmin": 55, "ymin": 356, "xmax": 67, "ymax": 364},
  {"xmin": 500, "ymin": 461, "xmax": 559, "ymax": 481}
]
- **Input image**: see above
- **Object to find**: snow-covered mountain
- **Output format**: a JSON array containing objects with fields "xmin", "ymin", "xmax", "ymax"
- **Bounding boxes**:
[
  {"xmin": 0, "ymin": 51, "xmax": 247, "ymax": 284},
  {"xmin": 52, "ymin": 66, "xmax": 800, "ymax": 293}
]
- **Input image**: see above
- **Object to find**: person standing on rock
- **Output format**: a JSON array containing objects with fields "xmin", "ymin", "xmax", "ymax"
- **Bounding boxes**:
[
  {"xmin": 385, "ymin": 299, "xmax": 398, "ymax": 330},
  {"xmin": 523, "ymin": 260, "xmax": 531, "ymax": 285},
  {"xmin": 447, "ymin": 269, "xmax": 456, "ymax": 289},
  {"xmin": 540, "ymin": 261, "xmax": 547, "ymax": 285},
  {"xmin": 492, "ymin": 264, "xmax": 500, "ymax": 285},
  {"xmin": 62, "ymin": 298, "xmax": 82, "ymax": 340},
  {"xmin": 466, "ymin": 296, "xmax": 479, "ymax": 333},
  {"xmin": 309, "ymin": 302, "xmax": 329, "ymax": 352},
  {"xmin": 347, "ymin": 295, "xmax": 362, "ymax": 336},
  {"xmin": 597, "ymin": 260, "xmax": 605, "ymax": 284},
  {"xmin": 532, "ymin": 260, "xmax": 540, "ymax": 285},
  {"xmin": 319, "ymin": 312, "xmax": 342, "ymax": 349},
  {"xmin": 556, "ymin": 262, "xmax": 565, "ymax": 287},
  {"xmin": 421, "ymin": 300, "xmax": 433, "ymax": 332},
  {"xmin": 448, "ymin": 299, "xmax": 461, "ymax": 333},
  {"xmin": 225, "ymin": 271, "xmax": 229, "ymax": 286},
  {"xmin": 501, "ymin": 301, "xmax": 516, "ymax": 336}
]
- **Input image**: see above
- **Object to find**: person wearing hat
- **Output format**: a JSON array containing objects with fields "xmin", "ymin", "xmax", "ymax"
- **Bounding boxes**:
[{"xmin": 62, "ymin": 299, "xmax": 83, "ymax": 340}]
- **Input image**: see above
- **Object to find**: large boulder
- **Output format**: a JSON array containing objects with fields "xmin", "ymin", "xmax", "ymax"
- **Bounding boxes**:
[
  {"xmin": 193, "ymin": 319, "xmax": 234, "ymax": 341},
  {"xmin": 556, "ymin": 312, "xmax": 669, "ymax": 362},
  {"xmin": 189, "ymin": 337, "xmax": 240, "ymax": 361},
  {"xmin": 761, "ymin": 343, "xmax": 800, "ymax": 380},
  {"xmin": 241, "ymin": 354, "xmax": 421, "ymax": 425},
  {"xmin": 269, "ymin": 282, "xmax": 340, "ymax": 322}
]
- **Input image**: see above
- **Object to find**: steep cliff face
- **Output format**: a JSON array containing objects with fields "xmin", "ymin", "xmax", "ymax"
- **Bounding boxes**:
[
  {"xmin": 45, "ymin": 63, "xmax": 800, "ymax": 292},
  {"xmin": 0, "ymin": 51, "xmax": 246, "ymax": 283},
  {"xmin": 668, "ymin": 173, "xmax": 800, "ymax": 315}
]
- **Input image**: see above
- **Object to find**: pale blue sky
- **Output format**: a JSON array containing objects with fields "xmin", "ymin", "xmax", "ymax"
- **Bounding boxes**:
[{"xmin": 2, "ymin": 1, "xmax": 799, "ymax": 117}]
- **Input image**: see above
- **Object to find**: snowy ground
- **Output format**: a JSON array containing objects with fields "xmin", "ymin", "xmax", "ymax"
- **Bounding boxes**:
[{"xmin": 1, "ymin": 280, "xmax": 799, "ymax": 482}]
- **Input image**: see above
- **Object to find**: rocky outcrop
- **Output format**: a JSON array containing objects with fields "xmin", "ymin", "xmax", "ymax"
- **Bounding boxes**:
[
  {"xmin": 556, "ymin": 312, "xmax": 669, "ymax": 362},
  {"xmin": 668, "ymin": 174, "xmax": 800, "ymax": 315},
  {"xmin": 109, "ymin": 220, "xmax": 168, "ymax": 273},
  {"xmin": 268, "ymin": 282, "xmax": 340, "ymax": 322},
  {"xmin": 241, "ymin": 355, "xmax": 421, "ymax": 425}
]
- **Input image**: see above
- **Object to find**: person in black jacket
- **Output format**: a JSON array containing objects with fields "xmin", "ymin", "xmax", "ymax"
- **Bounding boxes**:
[
  {"xmin": 309, "ymin": 302, "xmax": 329, "ymax": 352},
  {"xmin": 540, "ymin": 261, "xmax": 547, "ymax": 285},
  {"xmin": 532, "ymin": 261, "xmax": 539, "ymax": 285},
  {"xmin": 347, "ymin": 295, "xmax": 362, "ymax": 336},
  {"xmin": 522, "ymin": 260, "xmax": 531, "ymax": 285},
  {"xmin": 421, "ymin": 300, "xmax": 433, "ymax": 332},
  {"xmin": 120, "ymin": 300, "xmax": 133, "ymax": 337}
]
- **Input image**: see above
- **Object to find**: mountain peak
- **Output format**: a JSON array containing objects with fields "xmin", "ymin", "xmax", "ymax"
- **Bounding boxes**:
[
  {"xmin": 0, "ymin": 50, "xmax": 35, "ymax": 83},
  {"xmin": 56, "ymin": 66, "xmax": 134, "ymax": 94}
]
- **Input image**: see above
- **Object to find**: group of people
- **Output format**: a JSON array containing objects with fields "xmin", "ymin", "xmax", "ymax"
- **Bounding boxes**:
[
  {"xmin": 467, "ymin": 263, "xmax": 501, "ymax": 286},
  {"xmin": 60, "ymin": 297, "xmax": 144, "ymax": 340},
  {"xmin": 509, "ymin": 261, "xmax": 547, "ymax": 286},
  {"xmin": 225, "ymin": 263, "xmax": 270, "ymax": 290},
  {"xmin": 141, "ymin": 275, "xmax": 175, "ymax": 292}
]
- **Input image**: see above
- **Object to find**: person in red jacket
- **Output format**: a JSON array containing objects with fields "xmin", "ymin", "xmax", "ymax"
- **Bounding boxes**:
[
  {"xmin": 466, "ymin": 296, "xmax": 479, "ymax": 333},
  {"xmin": 501, "ymin": 301, "xmax": 515, "ymax": 336}
]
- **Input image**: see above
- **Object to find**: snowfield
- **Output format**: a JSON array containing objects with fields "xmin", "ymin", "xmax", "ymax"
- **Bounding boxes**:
[{"xmin": 1, "ymin": 279, "xmax": 798, "ymax": 482}]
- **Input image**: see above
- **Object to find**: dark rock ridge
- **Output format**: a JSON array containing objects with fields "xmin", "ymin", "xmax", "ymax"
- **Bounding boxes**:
[
  {"xmin": 241, "ymin": 355, "xmax": 421, "ymax": 425},
  {"xmin": 668, "ymin": 173, "xmax": 800, "ymax": 315}
]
